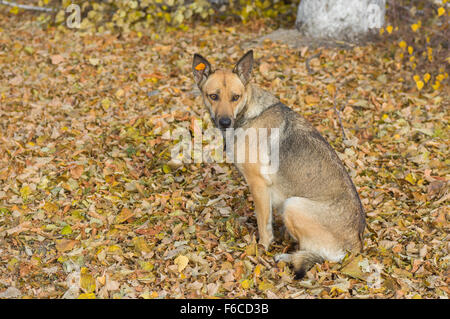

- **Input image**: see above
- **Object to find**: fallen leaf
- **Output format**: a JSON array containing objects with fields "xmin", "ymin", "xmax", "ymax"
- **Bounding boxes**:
[
  {"xmin": 51, "ymin": 55, "xmax": 65, "ymax": 65},
  {"xmin": 70, "ymin": 165, "xmax": 84, "ymax": 179},
  {"xmin": 174, "ymin": 255, "xmax": 189, "ymax": 272},
  {"xmin": 55, "ymin": 239, "xmax": 77, "ymax": 252},
  {"xmin": 114, "ymin": 208, "xmax": 134, "ymax": 224}
]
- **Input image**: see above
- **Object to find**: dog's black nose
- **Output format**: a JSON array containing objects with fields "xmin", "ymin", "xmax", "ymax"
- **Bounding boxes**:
[{"xmin": 218, "ymin": 117, "xmax": 232, "ymax": 128}]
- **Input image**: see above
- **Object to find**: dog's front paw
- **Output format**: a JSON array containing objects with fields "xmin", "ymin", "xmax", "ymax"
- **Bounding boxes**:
[{"xmin": 259, "ymin": 235, "xmax": 273, "ymax": 251}]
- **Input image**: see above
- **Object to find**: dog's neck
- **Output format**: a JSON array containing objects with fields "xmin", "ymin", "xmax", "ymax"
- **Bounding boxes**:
[{"xmin": 234, "ymin": 84, "xmax": 280, "ymax": 128}]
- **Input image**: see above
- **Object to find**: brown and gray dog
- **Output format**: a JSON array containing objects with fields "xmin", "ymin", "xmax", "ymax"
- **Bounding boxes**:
[{"xmin": 192, "ymin": 50, "xmax": 365, "ymax": 278}]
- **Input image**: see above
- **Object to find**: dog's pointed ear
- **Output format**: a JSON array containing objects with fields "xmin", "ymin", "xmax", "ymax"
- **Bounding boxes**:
[
  {"xmin": 193, "ymin": 54, "xmax": 212, "ymax": 88},
  {"xmin": 233, "ymin": 50, "xmax": 253, "ymax": 85}
]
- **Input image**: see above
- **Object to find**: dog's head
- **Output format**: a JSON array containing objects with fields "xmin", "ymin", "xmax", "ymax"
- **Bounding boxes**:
[{"xmin": 192, "ymin": 51, "xmax": 254, "ymax": 130}]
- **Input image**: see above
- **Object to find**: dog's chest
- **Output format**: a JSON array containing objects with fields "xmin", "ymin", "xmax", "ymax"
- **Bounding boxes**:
[{"xmin": 235, "ymin": 161, "xmax": 286, "ymax": 213}]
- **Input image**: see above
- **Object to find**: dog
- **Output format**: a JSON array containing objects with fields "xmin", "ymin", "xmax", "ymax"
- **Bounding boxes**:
[{"xmin": 192, "ymin": 50, "xmax": 365, "ymax": 278}]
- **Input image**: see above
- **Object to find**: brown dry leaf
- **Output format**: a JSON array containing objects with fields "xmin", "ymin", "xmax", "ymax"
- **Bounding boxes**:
[
  {"xmin": 6, "ymin": 221, "xmax": 32, "ymax": 235},
  {"xmin": 304, "ymin": 95, "xmax": 320, "ymax": 105},
  {"xmin": 70, "ymin": 165, "xmax": 84, "ymax": 179},
  {"xmin": 55, "ymin": 239, "xmax": 77, "ymax": 253},
  {"xmin": 259, "ymin": 62, "xmax": 270, "ymax": 75},
  {"xmin": 51, "ymin": 54, "xmax": 65, "ymax": 65},
  {"xmin": 340, "ymin": 255, "xmax": 366, "ymax": 281},
  {"xmin": 114, "ymin": 208, "xmax": 134, "ymax": 224},
  {"xmin": 9, "ymin": 75, "xmax": 23, "ymax": 86}
]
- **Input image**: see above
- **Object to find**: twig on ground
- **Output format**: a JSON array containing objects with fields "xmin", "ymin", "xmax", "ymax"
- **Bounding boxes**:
[{"xmin": 0, "ymin": 0, "xmax": 55, "ymax": 12}]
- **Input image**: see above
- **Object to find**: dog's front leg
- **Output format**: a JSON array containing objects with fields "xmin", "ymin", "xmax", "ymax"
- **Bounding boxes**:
[{"xmin": 248, "ymin": 178, "xmax": 273, "ymax": 250}]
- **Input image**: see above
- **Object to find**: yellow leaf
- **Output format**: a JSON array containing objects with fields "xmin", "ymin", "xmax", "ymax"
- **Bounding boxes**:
[
  {"xmin": 379, "ymin": 28, "xmax": 384, "ymax": 35},
  {"xmin": 241, "ymin": 279, "xmax": 250, "ymax": 289},
  {"xmin": 114, "ymin": 207, "xmax": 134, "ymax": 224},
  {"xmin": 432, "ymin": 81, "xmax": 440, "ymax": 90},
  {"xmin": 80, "ymin": 267, "xmax": 96, "ymax": 293},
  {"xmin": 407, "ymin": 46, "xmax": 413, "ymax": 55},
  {"xmin": 245, "ymin": 244, "xmax": 257, "ymax": 256},
  {"xmin": 258, "ymin": 281, "xmax": 274, "ymax": 291},
  {"xmin": 416, "ymin": 80, "xmax": 424, "ymax": 91},
  {"xmin": 398, "ymin": 41, "xmax": 406, "ymax": 49},
  {"xmin": 423, "ymin": 73, "xmax": 431, "ymax": 83},
  {"xmin": 151, "ymin": 291, "xmax": 158, "ymax": 298},
  {"xmin": 20, "ymin": 185, "xmax": 31, "ymax": 200},
  {"xmin": 195, "ymin": 63, "xmax": 206, "ymax": 71},
  {"xmin": 326, "ymin": 84, "xmax": 336, "ymax": 97},
  {"xmin": 413, "ymin": 75, "xmax": 421, "ymax": 82},
  {"xmin": 174, "ymin": 255, "xmax": 189, "ymax": 272},
  {"xmin": 115, "ymin": 89, "xmax": 124, "ymax": 98},
  {"xmin": 101, "ymin": 98, "xmax": 111, "ymax": 111},
  {"xmin": 254, "ymin": 264, "xmax": 261, "ymax": 277},
  {"xmin": 140, "ymin": 291, "xmax": 158, "ymax": 299},
  {"xmin": 436, "ymin": 74, "xmax": 445, "ymax": 82},
  {"xmin": 437, "ymin": 7, "xmax": 445, "ymax": 16},
  {"xmin": 386, "ymin": 25, "xmax": 393, "ymax": 34},
  {"xmin": 10, "ymin": 6, "xmax": 19, "ymax": 14},
  {"xmin": 411, "ymin": 23, "xmax": 419, "ymax": 32},
  {"xmin": 61, "ymin": 225, "xmax": 72, "ymax": 235},
  {"xmin": 405, "ymin": 173, "xmax": 417, "ymax": 185},
  {"xmin": 162, "ymin": 164, "xmax": 171, "ymax": 174},
  {"xmin": 107, "ymin": 245, "xmax": 122, "ymax": 253},
  {"xmin": 133, "ymin": 237, "xmax": 152, "ymax": 254}
]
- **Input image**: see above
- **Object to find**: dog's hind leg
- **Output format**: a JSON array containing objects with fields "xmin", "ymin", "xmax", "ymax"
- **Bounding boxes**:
[{"xmin": 275, "ymin": 197, "xmax": 346, "ymax": 278}]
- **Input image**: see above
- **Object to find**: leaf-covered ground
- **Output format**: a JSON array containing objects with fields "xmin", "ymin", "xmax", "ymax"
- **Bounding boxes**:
[{"xmin": 0, "ymin": 13, "xmax": 448, "ymax": 299}]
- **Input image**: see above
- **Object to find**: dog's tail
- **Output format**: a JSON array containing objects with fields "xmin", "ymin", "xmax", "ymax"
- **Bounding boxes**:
[{"xmin": 290, "ymin": 251, "xmax": 324, "ymax": 279}]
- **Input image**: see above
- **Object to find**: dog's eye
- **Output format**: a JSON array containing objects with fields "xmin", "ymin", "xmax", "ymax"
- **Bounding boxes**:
[
  {"xmin": 209, "ymin": 94, "xmax": 219, "ymax": 101},
  {"xmin": 231, "ymin": 94, "xmax": 240, "ymax": 102}
]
